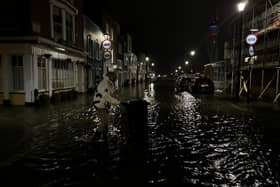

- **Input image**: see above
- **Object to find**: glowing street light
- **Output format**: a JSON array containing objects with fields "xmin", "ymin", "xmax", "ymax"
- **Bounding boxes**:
[
  {"xmin": 151, "ymin": 63, "xmax": 155, "ymax": 67},
  {"xmin": 237, "ymin": 1, "xmax": 247, "ymax": 12},
  {"xmin": 190, "ymin": 50, "xmax": 196, "ymax": 56},
  {"xmin": 145, "ymin": 57, "xmax": 150, "ymax": 62},
  {"xmin": 178, "ymin": 66, "xmax": 182, "ymax": 70},
  {"xmin": 185, "ymin": 61, "xmax": 189, "ymax": 65}
]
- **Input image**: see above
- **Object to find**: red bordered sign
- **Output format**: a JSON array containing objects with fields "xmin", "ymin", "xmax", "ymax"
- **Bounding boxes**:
[
  {"xmin": 246, "ymin": 34, "xmax": 258, "ymax": 46},
  {"xmin": 102, "ymin": 39, "xmax": 112, "ymax": 50}
]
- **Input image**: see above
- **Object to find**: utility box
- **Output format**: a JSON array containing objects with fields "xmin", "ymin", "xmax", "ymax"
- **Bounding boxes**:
[
  {"xmin": 120, "ymin": 99, "xmax": 149, "ymax": 184},
  {"xmin": 121, "ymin": 99, "xmax": 149, "ymax": 143}
]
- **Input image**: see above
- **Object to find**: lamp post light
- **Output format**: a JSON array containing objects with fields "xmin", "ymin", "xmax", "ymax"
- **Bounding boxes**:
[
  {"xmin": 185, "ymin": 61, "xmax": 189, "ymax": 75},
  {"xmin": 190, "ymin": 50, "xmax": 196, "ymax": 57},
  {"xmin": 145, "ymin": 57, "xmax": 150, "ymax": 83},
  {"xmin": 186, "ymin": 50, "xmax": 196, "ymax": 73},
  {"xmin": 236, "ymin": 1, "xmax": 247, "ymax": 101},
  {"xmin": 145, "ymin": 57, "xmax": 150, "ymax": 62}
]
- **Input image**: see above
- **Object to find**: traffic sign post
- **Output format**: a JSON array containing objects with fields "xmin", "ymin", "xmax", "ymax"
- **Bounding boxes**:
[{"xmin": 245, "ymin": 34, "xmax": 258, "ymax": 104}]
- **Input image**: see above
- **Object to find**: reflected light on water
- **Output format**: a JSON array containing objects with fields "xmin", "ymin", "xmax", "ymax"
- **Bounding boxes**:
[{"xmin": 144, "ymin": 83, "xmax": 155, "ymax": 103}]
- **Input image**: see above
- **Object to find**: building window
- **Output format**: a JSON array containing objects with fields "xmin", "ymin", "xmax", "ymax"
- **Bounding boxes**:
[
  {"xmin": 52, "ymin": 59, "xmax": 74, "ymax": 89},
  {"xmin": 87, "ymin": 35, "xmax": 93, "ymax": 57},
  {"xmin": 94, "ymin": 41, "xmax": 100, "ymax": 60},
  {"xmin": 12, "ymin": 55, "xmax": 24, "ymax": 91},
  {"xmin": 38, "ymin": 57, "xmax": 47, "ymax": 90},
  {"xmin": 53, "ymin": 6, "xmax": 63, "ymax": 41},
  {"xmin": 66, "ymin": 12, "xmax": 73, "ymax": 43},
  {"xmin": 51, "ymin": 1, "xmax": 76, "ymax": 44}
]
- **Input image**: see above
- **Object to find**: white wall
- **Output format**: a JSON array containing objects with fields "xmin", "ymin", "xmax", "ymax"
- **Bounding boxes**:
[{"xmin": 23, "ymin": 55, "xmax": 35, "ymax": 103}]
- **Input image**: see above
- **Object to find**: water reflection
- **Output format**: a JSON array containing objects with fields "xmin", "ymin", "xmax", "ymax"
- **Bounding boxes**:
[
  {"xmin": 0, "ymin": 80, "xmax": 279, "ymax": 186},
  {"xmin": 146, "ymin": 88, "xmax": 279, "ymax": 186}
]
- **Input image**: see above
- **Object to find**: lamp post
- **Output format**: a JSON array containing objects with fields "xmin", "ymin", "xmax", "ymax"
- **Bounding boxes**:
[
  {"xmin": 236, "ymin": 1, "xmax": 247, "ymax": 101},
  {"xmin": 185, "ymin": 60, "xmax": 189, "ymax": 74},
  {"xmin": 187, "ymin": 50, "xmax": 196, "ymax": 73},
  {"xmin": 145, "ymin": 56, "xmax": 149, "ymax": 83}
]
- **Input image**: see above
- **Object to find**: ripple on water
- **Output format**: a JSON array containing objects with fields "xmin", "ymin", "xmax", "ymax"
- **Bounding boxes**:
[{"xmin": 146, "ymin": 92, "xmax": 279, "ymax": 185}]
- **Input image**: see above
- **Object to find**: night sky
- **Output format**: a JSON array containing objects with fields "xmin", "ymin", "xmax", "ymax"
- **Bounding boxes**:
[{"xmin": 85, "ymin": 0, "xmax": 240, "ymax": 74}]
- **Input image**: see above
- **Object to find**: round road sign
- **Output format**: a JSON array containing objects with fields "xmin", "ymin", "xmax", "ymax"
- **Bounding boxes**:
[
  {"xmin": 102, "ymin": 39, "xmax": 112, "ymax": 50},
  {"xmin": 246, "ymin": 34, "xmax": 258, "ymax": 46},
  {"xmin": 103, "ymin": 51, "xmax": 112, "ymax": 60},
  {"xmin": 249, "ymin": 46, "xmax": 255, "ymax": 56}
]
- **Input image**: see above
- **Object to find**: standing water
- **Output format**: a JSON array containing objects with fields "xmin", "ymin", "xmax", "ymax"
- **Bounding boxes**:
[{"xmin": 0, "ymin": 79, "xmax": 279, "ymax": 186}]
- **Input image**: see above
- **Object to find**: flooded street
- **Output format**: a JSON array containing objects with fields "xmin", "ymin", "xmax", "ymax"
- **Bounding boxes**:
[{"xmin": 0, "ymin": 79, "xmax": 280, "ymax": 186}]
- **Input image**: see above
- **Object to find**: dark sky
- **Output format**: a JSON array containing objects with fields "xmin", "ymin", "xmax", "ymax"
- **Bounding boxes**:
[{"xmin": 85, "ymin": 0, "xmax": 239, "ymax": 74}]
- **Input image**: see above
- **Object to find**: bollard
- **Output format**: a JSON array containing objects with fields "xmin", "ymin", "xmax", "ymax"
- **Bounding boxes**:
[
  {"xmin": 120, "ymin": 99, "xmax": 149, "ymax": 184},
  {"xmin": 121, "ymin": 99, "xmax": 149, "ymax": 143}
]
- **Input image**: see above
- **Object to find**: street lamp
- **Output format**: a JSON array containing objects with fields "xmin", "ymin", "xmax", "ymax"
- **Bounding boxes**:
[
  {"xmin": 145, "ymin": 57, "xmax": 150, "ymax": 62},
  {"xmin": 151, "ymin": 63, "xmax": 155, "ymax": 67},
  {"xmin": 236, "ymin": 1, "xmax": 247, "ymax": 101},
  {"xmin": 190, "ymin": 50, "xmax": 196, "ymax": 56},
  {"xmin": 237, "ymin": 1, "xmax": 247, "ymax": 12},
  {"xmin": 178, "ymin": 66, "xmax": 182, "ymax": 70},
  {"xmin": 185, "ymin": 61, "xmax": 189, "ymax": 74},
  {"xmin": 145, "ymin": 57, "xmax": 150, "ymax": 83}
]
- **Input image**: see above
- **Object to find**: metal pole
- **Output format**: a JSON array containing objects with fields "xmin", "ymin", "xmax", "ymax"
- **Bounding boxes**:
[
  {"xmin": 261, "ymin": 69, "xmax": 264, "ymax": 92},
  {"xmin": 247, "ymin": 64, "xmax": 251, "ymax": 103},
  {"xmin": 276, "ymin": 68, "xmax": 280, "ymax": 95},
  {"xmin": 249, "ymin": 65, "xmax": 252, "ymax": 89},
  {"xmin": 236, "ymin": 12, "xmax": 243, "ymax": 101}
]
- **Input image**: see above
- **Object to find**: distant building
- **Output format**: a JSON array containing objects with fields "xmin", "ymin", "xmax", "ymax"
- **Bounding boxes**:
[
  {"xmin": 0, "ymin": 0, "xmax": 86, "ymax": 105},
  {"xmin": 83, "ymin": 16, "xmax": 104, "ymax": 91},
  {"xmin": 138, "ymin": 53, "xmax": 149, "ymax": 83}
]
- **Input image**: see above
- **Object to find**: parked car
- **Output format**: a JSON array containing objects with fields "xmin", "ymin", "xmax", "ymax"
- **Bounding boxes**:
[{"xmin": 189, "ymin": 76, "xmax": 214, "ymax": 94}]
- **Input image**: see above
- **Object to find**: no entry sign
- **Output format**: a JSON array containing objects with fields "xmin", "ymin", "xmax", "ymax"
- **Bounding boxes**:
[
  {"xmin": 246, "ymin": 34, "xmax": 258, "ymax": 46},
  {"xmin": 102, "ymin": 39, "xmax": 112, "ymax": 50}
]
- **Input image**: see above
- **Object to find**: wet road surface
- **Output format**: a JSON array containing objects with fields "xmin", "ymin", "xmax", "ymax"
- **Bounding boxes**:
[{"xmin": 0, "ymin": 79, "xmax": 280, "ymax": 186}]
